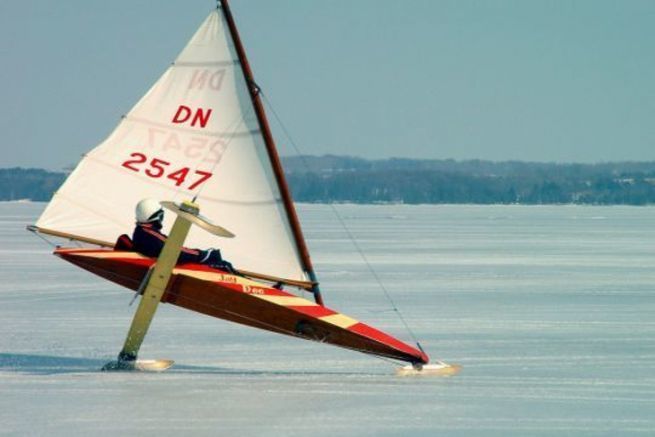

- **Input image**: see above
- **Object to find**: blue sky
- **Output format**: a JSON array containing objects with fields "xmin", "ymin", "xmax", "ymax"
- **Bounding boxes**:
[{"xmin": 1, "ymin": 0, "xmax": 654, "ymax": 170}]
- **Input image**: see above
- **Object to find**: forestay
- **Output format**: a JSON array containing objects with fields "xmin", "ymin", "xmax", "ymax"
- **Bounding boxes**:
[{"xmin": 36, "ymin": 11, "xmax": 307, "ymax": 282}]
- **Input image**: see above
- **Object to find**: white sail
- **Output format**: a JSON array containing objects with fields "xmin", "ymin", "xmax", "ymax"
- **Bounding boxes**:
[{"xmin": 36, "ymin": 10, "xmax": 307, "ymax": 281}]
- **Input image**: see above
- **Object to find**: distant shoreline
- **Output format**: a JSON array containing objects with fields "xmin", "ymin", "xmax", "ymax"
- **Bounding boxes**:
[
  {"xmin": 4, "ymin": 200, "xmax": 653, "ymax": 209},
  {"xmin": 3, "ymin": 155, "xmax": 655, "ymax": 205}
]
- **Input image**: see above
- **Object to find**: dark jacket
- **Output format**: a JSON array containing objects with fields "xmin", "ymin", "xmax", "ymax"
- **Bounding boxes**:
[{"xmin": 132, "ymin": 222, "xmax": 209, "ymax": 264}]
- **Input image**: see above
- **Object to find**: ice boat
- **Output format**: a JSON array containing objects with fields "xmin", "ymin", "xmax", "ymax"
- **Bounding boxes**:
[{"xmin": 29, "ymin": 1, "xmax": 458, "ymax": 375}]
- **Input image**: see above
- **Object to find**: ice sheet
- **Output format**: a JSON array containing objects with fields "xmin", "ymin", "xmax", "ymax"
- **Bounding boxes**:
[{"xmin": 1, "ymin": 202, "xmax": 654, "ymax": 435}]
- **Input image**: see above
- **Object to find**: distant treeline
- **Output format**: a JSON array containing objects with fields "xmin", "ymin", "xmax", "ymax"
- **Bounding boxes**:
[
  {"xmin": 0, "ymin": 168, "xmax": 66, "ymax": 201},
  {"xmin": 3, "ymin": 157, "xmax": 655, "ymax": 204},
  {"xmin": 283, "ymin": 156, "xmax": 655, "ymax": 205}
]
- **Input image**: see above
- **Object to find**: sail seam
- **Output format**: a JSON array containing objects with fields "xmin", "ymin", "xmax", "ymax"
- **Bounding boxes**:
[
  {"xmin": 173, "ymin": 60, "xmax": 239, "ymax": 67},
  {"xmin": 123, "ymin": 115, "xmax": 260, "ymax": 139},
  {"xmin": 49, "ymin": 192, "xmax": 127, "ymax": 229}
]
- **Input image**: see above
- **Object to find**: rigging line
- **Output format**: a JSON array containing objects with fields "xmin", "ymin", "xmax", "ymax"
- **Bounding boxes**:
[
  {"xmin": 29, "ymin": 228, "xmax": 59, "ymax": 248},
  {"xmin": 259, "ymin": 92, "xmax": 423, "ymax": 348},
  {"xmin": 326, "ymin": 205, "xmax": 421, "ymax": 347}
]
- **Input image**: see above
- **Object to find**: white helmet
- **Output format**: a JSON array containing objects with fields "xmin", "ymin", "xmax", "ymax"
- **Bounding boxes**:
[{"xmin": 135, "ymin": 198, "xmax": 164, "ymax": 224}]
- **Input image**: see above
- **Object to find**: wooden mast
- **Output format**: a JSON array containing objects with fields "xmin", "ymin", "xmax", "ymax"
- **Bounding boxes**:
[{"xmin": 219, "ymin": 0, "xmax": 324, "ymax": 305}]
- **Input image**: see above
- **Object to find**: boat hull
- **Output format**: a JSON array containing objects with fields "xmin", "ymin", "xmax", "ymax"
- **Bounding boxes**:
[{"xmin": 54, "ymin": 248, "xmax": 429, "ymax": 365}]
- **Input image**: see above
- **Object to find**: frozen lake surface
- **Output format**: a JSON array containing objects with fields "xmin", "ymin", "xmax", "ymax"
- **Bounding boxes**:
[{"xmin": 1, "ymin": 202, "xmax": 654, "ymax": 436}]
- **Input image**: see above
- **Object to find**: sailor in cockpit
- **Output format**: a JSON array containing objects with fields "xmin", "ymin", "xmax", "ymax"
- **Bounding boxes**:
[{"xmin": 129, "ymin": 198, "xmax": 236, "ymax": 273}]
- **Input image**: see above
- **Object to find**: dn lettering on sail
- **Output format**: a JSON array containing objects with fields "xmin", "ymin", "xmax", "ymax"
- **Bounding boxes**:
[
  {"xmin": 172, "ymin": 105, "xmax": 212, "ymax": 128},
  {"xmin": 188, "ymin": 69, "xmax": 226, "ymax": 91}
]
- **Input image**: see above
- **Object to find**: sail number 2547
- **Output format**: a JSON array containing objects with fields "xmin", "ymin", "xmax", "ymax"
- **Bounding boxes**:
[{"xmin": 121, "ymin": 152, "xmax": 213, "ymax": 190}]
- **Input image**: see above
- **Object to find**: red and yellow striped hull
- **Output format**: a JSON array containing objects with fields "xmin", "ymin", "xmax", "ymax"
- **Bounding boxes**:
[{"xmin": 54, "ymin": 248, "xmax": 429, "ymax": 365}]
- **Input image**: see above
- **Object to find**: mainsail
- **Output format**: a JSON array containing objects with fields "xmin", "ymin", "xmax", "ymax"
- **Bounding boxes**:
[{"xmin": 36, "ymin": 9, "xmax": 309, "ymax": 282}]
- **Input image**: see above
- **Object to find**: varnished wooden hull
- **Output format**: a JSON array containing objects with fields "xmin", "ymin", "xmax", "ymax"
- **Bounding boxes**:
[{"xmin": 54, "ymin": 248, "xmax": 429, "ymax": 365}]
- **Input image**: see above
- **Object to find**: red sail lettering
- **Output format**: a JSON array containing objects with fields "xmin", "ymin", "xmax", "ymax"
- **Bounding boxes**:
[
  {"xmin": 172, "ymin": 105, "xmax": 212, "ymax": 128},
  {"xmin": 192, "ymin": 108, "xmax": 212, "ymax": 128},
  {"xmin": 172, "ymin": 105, "xmax": 192, "ymax": 124}
]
